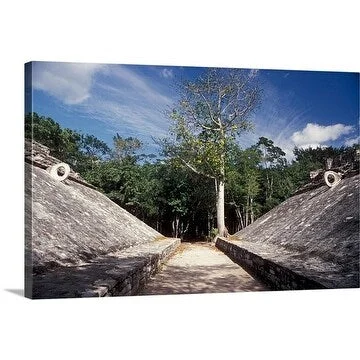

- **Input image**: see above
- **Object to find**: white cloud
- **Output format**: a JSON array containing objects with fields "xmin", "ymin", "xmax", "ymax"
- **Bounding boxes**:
[
  {"xmin": 80, "ymin": 97, "xmax": 169, "ymax": 138},
  {"xmin": 160, "ymin": 68, "xmax": 174, "ymax": 79},
  {"xmin": 110, "ymin": 65, "xmax": 173, "ymax": 105},
  {"xmin": 295, "ymin": 143, "xmax": 323, "ymax": 149},
  {"xmin": 32, "ymin": 62, "xmax": 103, "ymax": 104},
  {"xmin": 344, "ymin": 136, "xmax": 359, "ymax": 146},
  {"xmin": 291, "ymin": 123, "xmax": 354, "ymax": 147},
  {"xmin": 243, "ymin": 80, "xmax": 313, "ymax": 160},
  {"xmin": 67, "ymin": 65, "xmax": 175, "ymax": 144}
]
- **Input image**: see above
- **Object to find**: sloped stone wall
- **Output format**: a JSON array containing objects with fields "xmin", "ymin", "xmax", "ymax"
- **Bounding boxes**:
[
  {"xmin": 27, "ymin": 163, "xmax": 164, "ymax": 274},
  {"xmin": 217, "ymin": 174, "xmax": 359, "ymax": 289},
  {"xmin": 25, "ymin": 140, "xmax": 180, "ymax": 298}
]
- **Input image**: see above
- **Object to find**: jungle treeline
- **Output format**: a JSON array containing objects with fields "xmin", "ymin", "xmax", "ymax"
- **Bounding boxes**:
[{"xmin": 25, "ymin": 112, "xmax": 359, "ymax": 240}]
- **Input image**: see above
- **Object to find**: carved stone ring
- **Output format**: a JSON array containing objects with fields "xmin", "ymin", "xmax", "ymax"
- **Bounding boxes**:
[
  {"xmin": 49, "ymin": 163, "xmax": 70, "ymax": 181},
  {"xmin": 324, "ymin": 170, "xmax": 341, "ymax": 188}
]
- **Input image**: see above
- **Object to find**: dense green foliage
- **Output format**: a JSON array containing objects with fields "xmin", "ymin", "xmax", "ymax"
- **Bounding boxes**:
[
  {"xmin": 158, "ymin": 68, "xmax": 261, "ymax": 237},
  {"xmin": 25, "ymin": 113, "xmax": 111, "ymax": 172},
  {"xmin": 25, "ymin": 112, "xmax": 359, "ymax": 239}
]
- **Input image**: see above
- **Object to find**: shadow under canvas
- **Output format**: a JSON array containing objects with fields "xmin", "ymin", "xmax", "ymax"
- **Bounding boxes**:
[{"xmin": 5, "ymin": 289, "xmax": 24, "ymax": 297}]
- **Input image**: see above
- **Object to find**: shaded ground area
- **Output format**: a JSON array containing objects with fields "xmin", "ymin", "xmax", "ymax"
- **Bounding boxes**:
[
  {"xmin": 31, "ymin": 238, "xmax": 179, "ymax": 299},
  {"xmin": 139, "ymin": 242, "xmax": 269, "ymax": 295}
]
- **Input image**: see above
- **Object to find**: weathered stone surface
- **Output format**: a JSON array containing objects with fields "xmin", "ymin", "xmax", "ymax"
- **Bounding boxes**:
[
  {"xmin": 31, "ymin": 238, "xmax": 180, "ymax": 299},
  {"xmin": 25, "ymin": 140, "xmax": 180, "ymax": 298},
  {"xmin": 25, "ymin": 139, "xmax": 91, "ymax": 186},
  {"xmin": 26, "ymin": 162, "xmax": 165, "ymax": 273},
  {"xmin": 218, "ymin": 174, "xmax": 360, "ymax": 289}
]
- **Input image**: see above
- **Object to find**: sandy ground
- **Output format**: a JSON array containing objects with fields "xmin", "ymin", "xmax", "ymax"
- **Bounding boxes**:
[{"xmin": 139, "ymin": 242, "xmax": 269, "ymax": 295}]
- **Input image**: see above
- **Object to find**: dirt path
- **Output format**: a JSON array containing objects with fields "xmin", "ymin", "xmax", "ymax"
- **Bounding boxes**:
[{"xmin": 139, "ymin": 242, "xmax": 269, "ymax": 295}]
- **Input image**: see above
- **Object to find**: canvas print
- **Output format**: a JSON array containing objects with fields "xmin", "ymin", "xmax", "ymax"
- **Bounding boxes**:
[{"xmin": 24, "ymin": 62, "xmax": 359, "ymax": 299}]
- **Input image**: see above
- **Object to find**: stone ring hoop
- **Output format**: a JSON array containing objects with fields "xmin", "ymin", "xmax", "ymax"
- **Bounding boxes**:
[{"xmin": 49, "ymin": 162, "xmax": 71, "ymax": 181}]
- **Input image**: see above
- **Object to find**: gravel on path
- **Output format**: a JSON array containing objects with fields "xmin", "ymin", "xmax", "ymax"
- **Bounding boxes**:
[{"xmin": 140, "ymin": 242, "xmax": 269, "ymax": 295}]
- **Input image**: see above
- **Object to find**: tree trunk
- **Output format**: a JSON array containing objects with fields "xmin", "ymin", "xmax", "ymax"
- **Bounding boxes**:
[
  {"xmin": 181, "ymin": 222, "xmax": 189, "ymax": 238},
  {"xmin": 207, "ymin": 211, "xmax": 210, "ymax": 237},
  {"xmin": 235, "ymin": 206, "xmax": 244, "ymax": 232},
  {"xmin": 250, "ymin": 197, "xmax": 254, "ymax": 224},
  {"xmin": 172, "ymin": 215, "xmax": 180, "ymax": 238},
  {"xmin": 216, "ymin": 178, "xmax": 226, "ymax": 237},
  {"xmin": 156, "ymin": 219, "xmax": 160, "ymax": 232},
  {"xmin": 245, "ymin": 195, "xmax": 250, "ymax": 227}
]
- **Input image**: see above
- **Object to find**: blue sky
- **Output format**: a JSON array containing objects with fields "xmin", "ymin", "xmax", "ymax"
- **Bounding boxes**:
[{"xmin": 28, "ymin": 61, "xmax": 359, "ymax": 160}]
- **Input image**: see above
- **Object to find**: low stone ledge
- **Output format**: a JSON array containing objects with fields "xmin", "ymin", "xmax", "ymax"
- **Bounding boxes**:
[
  {"xmin": 215, "ymin": 238, "xmax": 327, "ymax": 290},
  {"xmin": 31, "ymin": 237, "xmax": 180, "ymax": 299}
]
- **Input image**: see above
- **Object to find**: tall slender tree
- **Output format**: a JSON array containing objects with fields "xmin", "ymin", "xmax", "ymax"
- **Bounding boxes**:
[
  {"xmin": 256, "ymin": 136, "xmax": 286, "ymax": 204},
  {"xmin": 159, "ymin": 68, "xmax": 261, "ymax": 236}
]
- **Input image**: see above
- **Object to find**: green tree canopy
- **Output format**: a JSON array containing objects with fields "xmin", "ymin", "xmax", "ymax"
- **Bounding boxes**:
[{"xmin": 159, "ymin": 68, "xmax": 262, "ymax": 236}]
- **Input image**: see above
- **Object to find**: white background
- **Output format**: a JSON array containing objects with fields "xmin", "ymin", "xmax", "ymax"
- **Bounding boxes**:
[{"xmin": 0, "ymin": 1, "xmax": 359, "ymax": 359}]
